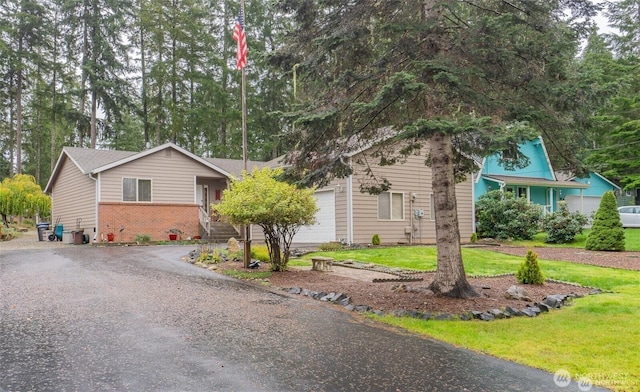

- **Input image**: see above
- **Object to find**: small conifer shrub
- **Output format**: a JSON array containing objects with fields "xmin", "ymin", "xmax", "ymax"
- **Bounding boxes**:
[
  {"xmin": 585, "ymin": 191, "xmax": 625, "ymax": 251},
  {"xmin": 516, "ymin": 250, "xmax": 545, "ymax": 285},
  {"xmin": 371, "ymin": 234, "xmax": 381, "ymax": 246}
]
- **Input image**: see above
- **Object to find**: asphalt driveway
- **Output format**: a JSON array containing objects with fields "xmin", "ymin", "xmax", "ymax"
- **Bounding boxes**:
[{"xmin": 0, "ymin": 244, "xmax": 606, "ymax": 391}]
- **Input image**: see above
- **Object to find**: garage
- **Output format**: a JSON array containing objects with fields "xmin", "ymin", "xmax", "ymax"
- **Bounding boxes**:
[
  {"xmin": 293, "ymin": 190, "xmax": 336, "ymax": 244},
  {"xmin": 565, "ymin": 195, "xmax": 601, "ymax": 217}
]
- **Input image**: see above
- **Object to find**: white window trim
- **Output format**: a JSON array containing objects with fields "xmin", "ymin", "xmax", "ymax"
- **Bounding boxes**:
[
  {"xmin": 122, "ymin": 177, "xmax": 153, "ymax": 202},
  {"xmin": 377, "ymin": 191, "xmax": 405, "ymax": 221}
]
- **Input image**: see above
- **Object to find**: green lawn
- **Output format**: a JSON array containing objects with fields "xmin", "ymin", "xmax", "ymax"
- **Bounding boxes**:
[
  {"xmin": 303, "ymin": 241, "xmax": 640, "ymax": 391},
  {"xmin": 506, "ymin": 227, "xmax": 640, "ymax": 251}
]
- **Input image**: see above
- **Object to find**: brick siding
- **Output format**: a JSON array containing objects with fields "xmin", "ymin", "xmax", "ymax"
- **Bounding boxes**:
[{"xmin": 98, "ymin": 202, "xmax": 199, "ymax": 242}]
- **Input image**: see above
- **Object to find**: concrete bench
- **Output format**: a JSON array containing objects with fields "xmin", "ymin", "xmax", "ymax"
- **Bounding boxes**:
[{"xmin": 311, "ymin": 256, "xmax": 334, "ymax": 272}]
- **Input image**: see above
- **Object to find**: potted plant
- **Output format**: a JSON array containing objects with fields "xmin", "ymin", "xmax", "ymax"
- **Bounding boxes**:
[{"xmin": 167, "ymin": 228, "xmax": 183, "ymax": 241}]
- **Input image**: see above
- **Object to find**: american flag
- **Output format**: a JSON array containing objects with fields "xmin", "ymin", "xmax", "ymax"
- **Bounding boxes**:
[{"xmin": 233, "ymin": 9, "xmax": 248, "ymax": 69}]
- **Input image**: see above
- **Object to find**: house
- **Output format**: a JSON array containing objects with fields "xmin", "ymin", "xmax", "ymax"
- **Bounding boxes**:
[
  {"xmin": 46, "ymin": 140, "xmax": 475, "ymax": 246},
  {"xmin": 45, "ymin": 143, "xmax": 269, "ymax": 243},
  {"xmin": 556, "ymin": 171, "xmax": 621, "ymax": 217},
  {"xmin": 474, "ymin": 136, "xmax": 619, "ymax": 216},
  {"xmin": 287, "ymin": 140, "xmax": 475, "ymax": 245}
]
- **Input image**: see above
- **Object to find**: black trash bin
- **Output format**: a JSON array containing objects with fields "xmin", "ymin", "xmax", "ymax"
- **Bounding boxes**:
[{"xmin": 36, "ymin": 222, "xmax": 50, "ymax": 241}]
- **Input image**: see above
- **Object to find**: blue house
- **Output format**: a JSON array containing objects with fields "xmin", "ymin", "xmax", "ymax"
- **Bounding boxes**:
[
  {"xmin": 474, "ymin": 136, "xmax": 619, "ymax": 216},
  {"xmin": 558, "ymin": 171, "xmax": 621, "ymax": 216}
]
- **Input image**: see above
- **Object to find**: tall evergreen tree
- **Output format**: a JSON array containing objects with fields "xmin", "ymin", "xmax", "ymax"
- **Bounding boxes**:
[{"xmin": 274, "ymin": 0, "xmax": 598, "ymax": 298}]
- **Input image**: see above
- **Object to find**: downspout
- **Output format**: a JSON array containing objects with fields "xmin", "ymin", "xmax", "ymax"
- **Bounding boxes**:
[
  {"xmin": 90, "ymin": 172, "xmax": 98, "ymax": 242},
  {"xmin": 346, "ymin": 172, "xmax": 354, "ymax": 245},
  {"xmin": 471, "ymin": 173, "xmax": 476, "ymax": 234}
]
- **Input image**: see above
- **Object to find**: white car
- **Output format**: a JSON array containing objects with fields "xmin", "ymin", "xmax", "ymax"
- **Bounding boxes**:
[{"xmin": 618, "ymin": 206, "xmax": 640, "ymax": 228}]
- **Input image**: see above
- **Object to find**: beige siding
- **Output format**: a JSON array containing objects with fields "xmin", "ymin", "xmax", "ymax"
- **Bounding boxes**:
[
  {"xmin": 347, "ymin": 145, "xmax": 474, "ymax": 245},
  {"xmin": 50, "ymin": 157, "xmax": 97, "ymax": 233},
  {"xmin": 99, "ymin": 148, "xmax": 226, "ymax": 203}
]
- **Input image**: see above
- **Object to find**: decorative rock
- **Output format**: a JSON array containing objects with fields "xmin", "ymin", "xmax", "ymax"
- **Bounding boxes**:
[
  {"xmin": 344, "ymin": 304, "xmax": 355, "ymax": 311},
  {"xmin": 520, "ymin": 308, "xmax": 538, "ymax": 317},
  {"xmin": 227, "ymin": 237, "xmax": 240, "ymax": 253},
  {"xmin": 480, "ymin": 313, "xmax": 495, "ymax": 321},
  {"xmin": 408, "ymin": 310, "xmax": 421, "ymax": 318},
  {"xmin": 355, "ymin": 305, "xmax": 372, "ymax": 313},
  {"xmin": 320, "ymin": 293, "xmax": 335, "ymax": 302},
  {"xmin": 392, "ymin": 309, "xmax": 408, "ymax": 317},
  {"xmin": 374, "ymin": 310, "xmax": 385, "ymax": 316},
  {"xmin": 288, "ymin": 287, "xmax": 302, "ymax": 295},
  {"xmin": 471, "ymin": 311, "xmax": 484, "ymax": 320},
  {"xmin": 537, "ymin": 303, "xmax": 550, "ymax": 312},
  {"xmin": 330, "ymin": 293, "xmax": 347, "ymax": 303},
  {"xmin": 338, "ymin": 297, "xmax": 351, "ymax": 306},
  {"xmin": 420, "ymin": 312, "xmax": 432, "ymax": 320},
  {"xmin": 488, "ymin": 308, "xmax": 507, "ymax": 319},
  {"xmin": 459, "ymin": 313, "xmax": 472, "ymax": 321},
  {"xmin": 543, "ymin": 294, "xmax": 566, "ymax": 308},
  {"xmin": 434, "ymin": 313, "xmax": 454, "ymax": 321},
  {"xmin": 312, "ymin": 291, "xmax": 326, "ymax": 300},
  {"xmin": 301, "ymin": 289, "xmax": 311, "ymax": 297},
  {"xmin": 504, "ymin": 306, "xmax": 523, "ymax": 317},
  {"xmin": 527, "ymin": 306, "xmax": 541, "ymax": 315},
  {"xmin": 505, "ymin": 285, "xmax": 532, "ymax": 301}
]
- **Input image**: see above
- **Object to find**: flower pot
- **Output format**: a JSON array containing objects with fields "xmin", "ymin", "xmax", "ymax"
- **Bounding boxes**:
[
  {"xmin": 193, "ymin": 235, "xmax": 201, "ymax": 240},
  {"xmin": 107, "ymin": 233, "xmax": 115, "ymax": 242},
  {"xmin": 169, "ymin": 234, "xmax": 178, "ymax": 241}
]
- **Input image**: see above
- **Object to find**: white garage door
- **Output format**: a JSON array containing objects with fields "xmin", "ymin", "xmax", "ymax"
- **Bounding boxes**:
[
  {"xmin": 293, "ymin": 190, "xmax": 336, "ymax": 244},
  {"xmin": 565, "ymin": 195, "xmax": 601, "ymax": 217}
]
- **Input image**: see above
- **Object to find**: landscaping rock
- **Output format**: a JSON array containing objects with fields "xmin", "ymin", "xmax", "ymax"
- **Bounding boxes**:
[
  {"xmin": 479, "ymin": 313, "xmax": 495, "ymax": 321},
  {"xmin": 339, "ymin": 297, "xmax": 351, "ymax": 306},
  {"xmin": 420, "ymin": 312, "xmax": 432, "ymax": 320},
  {"xmin": 504, "ymin": 306, "xmax": 523, "ymax": 317},
  {"xmin": 459, "ymin": 313, "xmax": 473, "ymax": 321},
  {"xmin": 505, "ymin": 285, "xmax": 532, "ymax": 301},
  {"xmin": 488, "ymin": 308, "xmax": 507, "ymax": 319},
  {"xmin": 471, "ymin": 310, "xmax": 484, "ymax": 320},
  {"xmin": 520, "ymin": 308, "xmax": 538, "ymax": 317},
  {"xmin": 288, "ymin": 287, "xmax": 302, "ymax": 295},
  {"xmin": 434, "ymin": 313, "xmax": 454, "ymax": 321},
  {"xmin": 355, "ymin": 305, "xmax": 372, "ymax": 313},
  {"xmin": 537, "ymin": 303, "xmax": 550, "ymax": 312},
  {"xmin": 227, "ymin": 237, "xmax": 240, "ymax": 253}
]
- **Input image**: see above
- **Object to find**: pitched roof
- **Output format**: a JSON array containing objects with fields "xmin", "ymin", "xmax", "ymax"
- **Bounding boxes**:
[
  {"xmin": 63, "ymin": 147, "xmax": 138, "ymax": 173},
  {"xmin": 202, "ymin": 157, "xmax": 275, "ymax": 177},
  {"xmin": 482, "ymin": 175, "xmax": 589, "ymax": 189},
  {"xmin": 45, "ymin": 142, "xmax": 282, "ymax": 193}
]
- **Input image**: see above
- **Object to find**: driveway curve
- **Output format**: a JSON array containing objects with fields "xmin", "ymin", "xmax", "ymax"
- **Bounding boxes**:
[{"xmin": 1, "ymin": 244, "xmax": 605, "ymax": 391}]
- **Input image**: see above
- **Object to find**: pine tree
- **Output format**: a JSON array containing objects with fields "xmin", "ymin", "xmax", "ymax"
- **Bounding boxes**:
[
  {"xmin": 585, "ymin": 191, "xmax": 625, "ymax": 251},
  {"xmin": 273, "ymin": 0, "xmax": 599, "ymax": 298}
]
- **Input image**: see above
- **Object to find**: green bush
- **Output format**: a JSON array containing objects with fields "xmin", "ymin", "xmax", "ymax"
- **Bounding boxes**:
[
  {"xmin": 516, "ymin": 250, "xmax": 545, "ymax": 284},
  {"xmin": 318, "ymin": 242, "xmax": 343, "ymax": 251},
  {"xmin": 371, "ymin": 234, "xmax": 381, "ymax": 246},
  {"xmin": 197, "ymin": 248, "xmax": 223, "ymax": 264},
  {"xmin": 541, "ymin": 202, "xmax": 588, "ymax": 243},
  {"xmin": 134, "ymin": 234, "xmax": 151, "ymax": 243},
  {"xmin": 251, "ymin": 245, "xmax": 272, "ymax": 262},
  {"xmin": 475, "ymin": 190, "xmax": 542, "ymax": 240},
  {"xmin": 585, "ymin": 191, "xmax": 625, "ymax": 251},
  {"xmin": 470, "ymin": 232, "xmax": 478, "ymax": 243}
]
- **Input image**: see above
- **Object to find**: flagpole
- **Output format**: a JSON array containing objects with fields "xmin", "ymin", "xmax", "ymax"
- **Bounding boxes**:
[{"xmin": 240, "ymin": 0, "xmax": 251, "ymax": 269}]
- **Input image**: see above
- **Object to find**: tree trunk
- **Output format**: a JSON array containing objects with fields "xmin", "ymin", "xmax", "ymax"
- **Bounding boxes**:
[{"xmin": 428, "ymin": 132, "xmax": 479, "ymax": 298}]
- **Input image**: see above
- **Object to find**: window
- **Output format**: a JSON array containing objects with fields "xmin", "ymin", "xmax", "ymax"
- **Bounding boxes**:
[
  {"xmin": 506, "ymin": 186, "xmax": 527, "ymax": 199},
  {"xmin": 378, "ymin": 192, "xmax": 404, "ymax": 220},
  {"xmin": 123, "ymin": 178, "xmax": 152, "ymax": 202}
]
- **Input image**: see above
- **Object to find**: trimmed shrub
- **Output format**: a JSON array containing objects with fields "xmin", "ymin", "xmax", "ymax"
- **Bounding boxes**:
[
  {"xmin": 371, "ymin": 234, "xmax": 381, "ymax": 246},
  {"xmin": 318, "ymin": 242, "xmax": 343, "ymax": 251},
  {"xmin": 475, "ymin": 190, "xmax": 542, "ymax": 240},
  {"xmin": 516, "ymin": 250, "xmax": 545, "ymax": 284},
  {"xmin": 541, "ymin": 202, "xmax": 588, "ymax": 243},
  {"xmin": 251, "ymin": 245, "xmax": 272, "ymax": 262},
  {"xmin": 585, "ymin": 191, "xmax": 625, "ymax": 251},
  {"xmin": 470, "ymin": 232, "xmax": 478, "ymax": 243}
]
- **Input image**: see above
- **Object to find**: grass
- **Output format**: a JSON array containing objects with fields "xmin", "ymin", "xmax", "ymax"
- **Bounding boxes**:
[
  {"xmin": 506, "ymin": 228, "xmax": 640, "ymax": 251},
  {"xmin": 303, "ymin": 240, "xmax": 640, "ymax": 391}
]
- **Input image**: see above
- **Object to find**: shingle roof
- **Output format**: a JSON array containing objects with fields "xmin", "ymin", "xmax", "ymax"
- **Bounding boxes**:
[
  {"xmin": 482, "ymin": 175, "xmax": 589, "ymax": 189},
  {"xmin": 63, "ymin": 147, "xmax": 137, "ymax": 173},
  {"xmin": 202, "ymin": 157, "xmax": 276, "ymax": 177}
]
